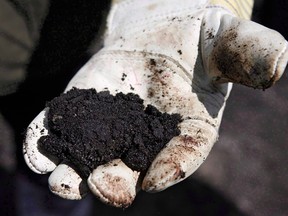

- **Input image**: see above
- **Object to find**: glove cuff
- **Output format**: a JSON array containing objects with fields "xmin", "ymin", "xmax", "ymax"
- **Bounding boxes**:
[{"xmin": 209, "ymin": 0, "xmax": 254, "ymax": 19}]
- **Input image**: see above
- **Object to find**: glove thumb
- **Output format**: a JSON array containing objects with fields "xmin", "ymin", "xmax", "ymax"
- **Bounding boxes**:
[{"xmin": 202, "ymin": 12, "xmax": 288, "ymax": 89}]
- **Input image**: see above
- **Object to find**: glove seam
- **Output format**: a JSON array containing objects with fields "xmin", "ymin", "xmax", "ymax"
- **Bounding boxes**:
[
  {"xmin": 49, "ymin": 187, "xmax": 86, "ymax": 200},
  {"xmin": 97, "ymin": 49, "xmax": 193, "ymax": 84},
  {"xmin": 205, "ymin": 5, "xmax": 235, "ymax": 16},
  {"xmin": 107, "ymin": 6, "xmax": 206, "ymax": 35},
  {"xmin": 96, "ymin": 49, "xmax": 228, "ymax": 100}
]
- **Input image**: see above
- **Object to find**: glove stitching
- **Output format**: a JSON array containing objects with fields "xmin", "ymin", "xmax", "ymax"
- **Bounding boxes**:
[
  {"xmin": 97, "ymin": 49, "xmax": 226, "ymax": 100},
  {"xmin": 23, "ymin": 147, "xmax": 44, "ymax": 173},
  {"xmin": 23, "ymin": 133, "xmax": 48, "ymax": 174},
  {"xmin": 98, "ymin": 49, "xmax": 193, "ymax": 83},
  {"xmin": 108, "ymin": 11, "xmax": 203, "ymax": 44},
  {"xmin": 50, "ymin": 187, "xmax": 85, "ymax": 199},
  {"xmin": 205, "ymin": 5, "xmax": 235, "ymax": 16},
  {"xmin": 95, "ymin": 50, "xmax": 223, "ymax": 128},
  {"xmin": 88, "ymin": 179, "xmax": 127, "ymax": 208},
  {"xmin": 108, "ymin": 6, "xmax": 204, "ymax": 33}
]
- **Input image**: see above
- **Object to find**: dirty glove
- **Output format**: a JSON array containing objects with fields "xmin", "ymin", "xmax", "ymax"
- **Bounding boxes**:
[{"xmin": 23, "ymin": 0, "xmax": 288, "ymax": 208}]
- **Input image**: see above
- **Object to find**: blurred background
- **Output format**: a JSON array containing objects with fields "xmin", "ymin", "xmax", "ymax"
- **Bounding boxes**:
[{"xmin": 0, "ymin": 0, "xmax": 287, "ymax": 215}]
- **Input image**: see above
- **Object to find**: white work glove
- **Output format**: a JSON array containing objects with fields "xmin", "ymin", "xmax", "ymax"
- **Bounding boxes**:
[{"xmin": 23, "ymin": 0, "xmax": 288, "ymax": 208}]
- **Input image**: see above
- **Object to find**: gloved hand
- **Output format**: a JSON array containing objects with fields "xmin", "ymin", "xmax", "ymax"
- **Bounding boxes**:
[{"xmin": 23, "ymin": 0, "xmax": 288, "ymax": 208}]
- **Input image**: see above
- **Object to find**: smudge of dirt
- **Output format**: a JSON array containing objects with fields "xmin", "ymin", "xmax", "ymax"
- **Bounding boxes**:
[{"xmin": 211, "ymin": 24, "xmax": 274, "ymax": 89}]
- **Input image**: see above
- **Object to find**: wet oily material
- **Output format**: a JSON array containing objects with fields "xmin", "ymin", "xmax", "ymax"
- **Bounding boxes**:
[{"xmin": 39, "ymin": 88, "xmax": 182, "ymax": 178}]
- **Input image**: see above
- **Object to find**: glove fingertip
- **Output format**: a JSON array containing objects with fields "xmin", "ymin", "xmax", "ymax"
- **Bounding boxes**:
[
  {"xmin": 48, "ymin": 163, "xmax": 88, "ymax": 200},
  {"xmin": 273, "ymin": 42, "xmax": 288, "ymax": 83},
  {"xmin": 142, "ymin": 120, "xmax": 217, "ymax": 192},
  {"xmin": 142, "ymin": 139, "xmax": 205, "ymax": 192},
  {"xmin": 23, "ymin": 109, "xmax": 59, "ymax": 174},
  {"xmin": 88, "ymin": 159, "xmax": 140, "ymax": 208}
]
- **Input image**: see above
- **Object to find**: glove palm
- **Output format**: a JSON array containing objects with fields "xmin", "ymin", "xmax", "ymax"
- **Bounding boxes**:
[{"xmin": 24, "ymin": 0, "xmax": 288, "ymax": 207}]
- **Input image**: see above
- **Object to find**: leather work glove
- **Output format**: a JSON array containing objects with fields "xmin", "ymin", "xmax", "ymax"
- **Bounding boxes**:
[{"xmin": 23, "ymin": 0, "xmax": 288, "ymax": 208}]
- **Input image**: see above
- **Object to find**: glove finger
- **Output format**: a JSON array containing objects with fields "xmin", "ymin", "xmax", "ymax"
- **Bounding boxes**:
[
  {"xmin": 23, "ymin": 108, "xmax": 59, "ymax": 174},
  {"xmin": 203, "ymin": 13, "xmax": 288, "ymax": 89},
  {"xmin": 88, "ymin": 159, "xmax": 140, "ymax": 208},
  {"xmin": 142, "ymin": 119, "xmax": 217, "ymax": 192},
  {"xmin": 48, "ymin": 162, "xmax": 88, "ymax": 200}
]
